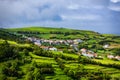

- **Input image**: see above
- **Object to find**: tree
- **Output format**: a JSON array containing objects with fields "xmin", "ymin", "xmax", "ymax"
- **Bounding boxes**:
[
  {"xmin": 23, "ymin": 49, "xmax": 29, "ymax": 56},
  {"xmin": 25, "ymin": 72, "xmax": 33, "ymax": 80},
  {"xmin": 33, "ymin": 68, "xmax": 42, "ymax": 80},
  {"xmin": 112, "ymin": 48, "xmax": 120, "ymax": 56},
  {"xmin": 0, "ymin": 41, "xmax": 18, "ymax": 61}
]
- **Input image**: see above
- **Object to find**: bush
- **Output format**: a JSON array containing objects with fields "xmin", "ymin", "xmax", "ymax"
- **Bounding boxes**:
[
  {"xmin": 40, "ymin": 68, "xmax": 54, "ymax": 74},
  {"xmin": 2, "ymin": 61, "xmax": 21, "ymax": 77}
]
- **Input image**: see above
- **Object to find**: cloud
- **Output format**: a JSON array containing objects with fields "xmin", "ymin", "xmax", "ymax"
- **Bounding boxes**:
[
  {"xmin": 67, "ymin": 4, "xmax": 80, "ymax": 10},
  {"xmin": 0, "ymin": 0, "xmax": 120, "ymax": 34},
  {"xmin": 110, "ymin": 0, "xmax": 120, "ymax": 3},
  {"xmin": 108, "ymin": 6, "xmax": 120, "ymax": 11},
  {"xmin": 61, "ymin": 14, "xmax": 102, "ymax": 20}
]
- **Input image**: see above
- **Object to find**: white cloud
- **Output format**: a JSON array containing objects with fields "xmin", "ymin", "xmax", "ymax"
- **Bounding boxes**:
[
  {"xmin": 110, "ymin": 0, "xmax": 120, "ymax": 3},
  {"xmin": 67, "ymin": 4, "xmax": 80, "ymax": 10},
  {"xmin": 61, "ymin": 14, "xmax": 102, "ymax": 20},
  {"xmin": 108, "ymin": 6, "xmax": 120, "ymax": 11}
]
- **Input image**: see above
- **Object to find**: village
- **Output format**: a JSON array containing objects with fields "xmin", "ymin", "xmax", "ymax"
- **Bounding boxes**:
[
  {"xmin": 1, "ymin": 27, "xmax": 120, "ymax": 79},
  {"xmin": 26, "ymin": 37, "xmax": 120, "ymax": 61}
]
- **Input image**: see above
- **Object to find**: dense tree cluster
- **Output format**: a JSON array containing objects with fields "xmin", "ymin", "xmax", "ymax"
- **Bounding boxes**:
[
  {"xmin": 0, "ymin": 41, "xmax": 18, "ymax": 61},
  {"xmin": 0, "ymin": 41, "xmax": 33, "ymax": 79},
  {"xmin": 1, "ymin": 61, "xmax": 23, "ymax": 80},
  {"xmin": 111, "ymin": 48, "xmax": 120, "ymax": 56}
]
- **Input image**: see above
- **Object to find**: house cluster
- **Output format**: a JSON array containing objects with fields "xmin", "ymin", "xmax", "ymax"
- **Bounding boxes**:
[
  {"xmin": 80, "ymin": 48, "xmax": 97, "ymax": 58},
  {"xmin": 27, "ymin": 37, "xmax": 82, "ymax": 45},
  {"xmin": 107, "ymin": 54, "xmax": 120, "ymax": 61},
  {"xmin": 27, "ymin": 37, "xmax": 83, "ymax": 51}
]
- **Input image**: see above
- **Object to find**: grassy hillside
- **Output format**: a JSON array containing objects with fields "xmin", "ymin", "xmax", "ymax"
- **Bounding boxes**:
[
  {"xmin": 8, "ymin": 26, "xmax": 101, "ymax": 39},
  {"xmin": 8, "ymin": 26, "xmax": 96, "ymax": 33},
  {"xmin": 0, "ymin": 39, "xmax": 30, "ymax": 47},
  {"xmin": 0, "ymin": 28, "xmax": 120, "ymax": 79}
]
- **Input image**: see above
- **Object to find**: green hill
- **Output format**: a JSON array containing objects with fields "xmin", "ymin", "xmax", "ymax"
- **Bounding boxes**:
[
  {"xmin": 8, "ymin": 26, "xmax": 92, "ymax": 32},
  {"xmin": 0, "ymin": 27, "xmax": 120, "ymax": 80},
  {"xmin": 8, "ymin": 26, "xmax": 101, "ymax": 39}
]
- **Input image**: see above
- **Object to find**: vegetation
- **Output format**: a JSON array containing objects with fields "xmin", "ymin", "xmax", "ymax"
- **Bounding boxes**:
[
  {"xmin": 8, "ymin": 27, "xmax": 101, "ymax": 39},
  {"xmin": 0, "ymin": 27, "xmax": 120, "ymax": 80}
]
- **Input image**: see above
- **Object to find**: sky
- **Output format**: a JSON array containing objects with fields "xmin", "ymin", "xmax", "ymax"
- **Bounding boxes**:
[{"xmin": 0, "ymin": 0, "xmax": 120, "ymax": 34}]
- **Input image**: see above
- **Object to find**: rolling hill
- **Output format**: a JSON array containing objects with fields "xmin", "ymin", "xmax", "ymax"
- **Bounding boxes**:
[
  {"xmin": 0, "ymin": 26, "xmax": 120, "ymax": 80},
  {"xmin": 7, "ymin": 26, "xmax": 102, "ymax": 39}
]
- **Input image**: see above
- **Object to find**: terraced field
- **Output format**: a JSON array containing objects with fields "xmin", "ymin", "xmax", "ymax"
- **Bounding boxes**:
[{"xmin": 27, "ymin": 51, "xmax": 120, "ymax": 79}]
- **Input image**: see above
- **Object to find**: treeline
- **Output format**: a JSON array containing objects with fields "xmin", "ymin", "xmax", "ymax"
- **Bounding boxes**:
[
  {"xmin": 17, "ymin": 31, "xmax": 44, "ymax": 34},
  {"xmin": 0, "ymin": 29, "xmax": 25, "ymax": 43},
  {"xmin": 17, "ymin": 31, "xmax": 85, "ymax": 36},
  {"xmin": 50, "ymin": 31, "xmax": 83, "ymax": 35}
]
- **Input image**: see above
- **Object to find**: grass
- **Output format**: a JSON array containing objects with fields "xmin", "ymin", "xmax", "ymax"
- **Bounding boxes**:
[
  {"xmin": 21, "ymin": 52, "xmax": 120, "ymax": 79},
  {"xmin": 0, "ymin": 39, "xmax": 30, "ymax": 47},
  {"xmin": 109, "ymin": 43, "xmax": 120, "ymax": 48},
  {"xmin": 1, "ymin": 50, "xmax": 120, "ymax": 79},
  {"xmin": 8, "ymin": 27, "xmax": 74, "ymax": 33},
  {"xmin": 33, "ymin": 58, "xmax": 56, "ymax": 64},
  {"xmin": 7, "ymin": 26, "xmax": 100, "ymax": 39},
  {"xmin": 64, "ymin": 60, "xmax": 120, "ymax": 78},
  {"xmin": 93, "ymin": 58, "xmax": 120, "ymax": 65},
  {"xmin": 52, "ymin": 51, "xmax": 78, "ymax": 59},
  {"xmin": 29, "ymin": 52, "xmax": 72, "ymax": 80},
  {"xmin": 20, "ymin": 63, "xmax": 31, "ymax": 74},
  {"xmin": 45, "ymin": 64, "xmax": 72, "ymax": 80},
  {"xmin": 1, "ymin": 39, "xmax": 120, "ymax": 79}
]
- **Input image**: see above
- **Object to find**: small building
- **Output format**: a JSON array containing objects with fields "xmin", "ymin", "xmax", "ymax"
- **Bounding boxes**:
[
  {"xmin": 82, "ymin": 53, "xmax": 95, "ymax": 58},
  {"xmin": 80, "ymin": 48, "xmax": 87, "ymax": 53},
  {"xmin": 49, "ymin": 47, "xmax": 57, "ymax": 51},
  {"xmin": 115, "ymin": 56, "xmax": 120, "ymax": 61},
  {"xmin": 107, "ymin": 55, "xmax": 114, "ymax": 59},
  {"xmin": 34, "ymin": 42, "xmax": 41, "ymax": 46},
  {"xmin": 103, "ymin": 44, "xmax": 109, "ymax": 48},
  {"xmin": 40, "ymin": 46, "xmax": 49, "ymax": 50}
]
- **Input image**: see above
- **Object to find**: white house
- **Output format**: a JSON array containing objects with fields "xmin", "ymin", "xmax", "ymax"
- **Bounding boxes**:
[
  {"xmin": 107, "ymin": 55, "xmax": 114, "ymax": 59},
  {"xmin": 81, "ymin": 48, "xmax": 87, "ymax": 53},
  {"xmin": 115, "ymin": 56, "xmax": 120, "ymax": 60},
  {"xmin": 34, "ymin": 42, "xmax": 41, "ymax": 46},
  {"xmin": 103, "ymin": 44, "xmax": 109, "ymax": 48},
  {"xmin": 49, "ymin": 47, "xmax": 57, "ymax": 51}
]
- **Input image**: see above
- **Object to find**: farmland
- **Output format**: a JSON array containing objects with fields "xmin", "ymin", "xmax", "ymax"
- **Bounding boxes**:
[{"xmin": 0, "ymin": 27, "xmax": 120, "ymax": 80}]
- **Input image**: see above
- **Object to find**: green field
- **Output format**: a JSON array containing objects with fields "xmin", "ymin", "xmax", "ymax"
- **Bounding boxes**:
[
  {"xmin": 0, "ymin": 40, "xmax": 120, "ymax": 80},
  {"xmin": 0, "ymin": 27, "xmax": 120, "ymax": 79},
  {"xmin": 0, "ymin": 39, "xmax": 30, "ymax": 47},
  {"xmin": 29, "ymin": 52, "xmax": 120, "ymax": 79},
  {"xmin": 8, "ymin": 27, "xmax": 93, "ymax": 33},
  {"xmin": 7, "ymin": 27, "xmax": 100, "ymax": 39}
]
